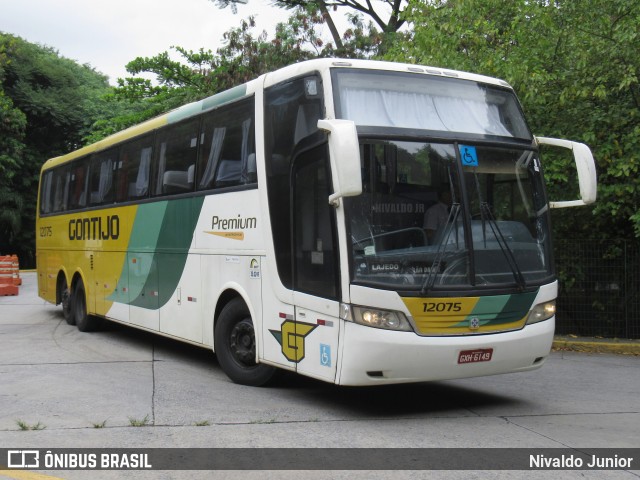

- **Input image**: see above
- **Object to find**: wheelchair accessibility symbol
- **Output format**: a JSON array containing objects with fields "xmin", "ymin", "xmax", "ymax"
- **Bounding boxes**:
[
  {"xmin": 320, "ymin": 344, "xmax": 331, "ymax": 367},
  {"xmin": 459, "ymin": 145, "xmax": 478, "ymax": 167}
]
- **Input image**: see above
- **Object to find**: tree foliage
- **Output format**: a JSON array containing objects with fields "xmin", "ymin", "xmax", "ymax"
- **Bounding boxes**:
[
  {"xmin": 92, "ymin": 7, "xmax": 386, "ymax": 139},
  {"xmin": 212, "ymin": 0, "xmax": 408, "ymax": 55},
  {"xmin": 0, "ymin": 83, "xmax": 27, "ymax": 253},
  {"xmin": 0, "ymin": 33, "xmax": 111, "ymax": 266},
  {"xmin": 393, "ymin": 0, "xmax": 640, "ymax": 239}
]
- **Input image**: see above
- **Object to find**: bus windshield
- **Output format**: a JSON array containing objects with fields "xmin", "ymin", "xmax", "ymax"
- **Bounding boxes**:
[{"xmin": 345, "ymin": 140, "xmax": 552, "ymax": 291}]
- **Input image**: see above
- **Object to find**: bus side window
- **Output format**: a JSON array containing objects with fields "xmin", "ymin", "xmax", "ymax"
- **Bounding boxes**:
[
  {"xmin": 51, "ymin": 167, "xmax": 70, "ymax": 213},
  {"xmin": 68, "ymin": 158, "xmax": 90, "ymax": 210},
  {"xmin": 154, "ymin": 119, "xmax": 199, "ymax": 196},
  {"xmin": 198, "ymin": 97, "xmax": 255, "ymax": 191},
  {"xmin": 40, "ymin": 170, "xmax": 53, "ymax": 215},
  {"xmin": 89, "ymin": 149, "xmax": 117, "ymax": 206},
  {"xmin": 117, "ymin": 136, "xmax": 153, "ymax": 202}
]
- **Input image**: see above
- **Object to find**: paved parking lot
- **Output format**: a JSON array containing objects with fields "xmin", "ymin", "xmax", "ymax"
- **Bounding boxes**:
[{"xmin": 0, "ymin": 273, "xmax": 638, "ymax": 479}]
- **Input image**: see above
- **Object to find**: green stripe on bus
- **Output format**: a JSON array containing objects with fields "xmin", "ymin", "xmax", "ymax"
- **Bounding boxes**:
[
  {"xmin": 131, "ymin": 202, "xmax": 169, "ymax": 250},
  {"xmin": 167, "ymin": 85, "xmax": 247, "ymax": 124},
  {"xmin": 452, "ymin": 290, "xmax": 538, "ymax": 328},
  {"xmin": 201, "ymin": 85, "xmax": 247, "ymax": 111},
  {"xmin": 129, "ymin": 196, "xmax": 205, "ymax": 308}
]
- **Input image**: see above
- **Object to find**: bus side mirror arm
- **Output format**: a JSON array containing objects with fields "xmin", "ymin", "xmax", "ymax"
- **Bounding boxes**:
[
  {"xmin": 317, "ymin": 119, "xmax": 363, "ymax": 207},
  {"xmin": 535, "ymin": 137, "xmax": 597, "ymax": 208}
]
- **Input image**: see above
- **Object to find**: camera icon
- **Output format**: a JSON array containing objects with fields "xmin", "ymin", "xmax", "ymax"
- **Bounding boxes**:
[{"xmin": 7, "ymin": 450, "xmax": 40, "ymax": 468}]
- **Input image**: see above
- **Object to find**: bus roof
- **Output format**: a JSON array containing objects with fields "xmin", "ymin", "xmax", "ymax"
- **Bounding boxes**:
[{"xmin": 262, "ymin": 58, "xmax": 512, "ymax": 90}]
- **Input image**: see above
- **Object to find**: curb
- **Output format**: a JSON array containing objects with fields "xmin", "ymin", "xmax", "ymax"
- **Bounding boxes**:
[{"xmin": 553, "ymin": 336, "xmax": 640, "ymax": 355}]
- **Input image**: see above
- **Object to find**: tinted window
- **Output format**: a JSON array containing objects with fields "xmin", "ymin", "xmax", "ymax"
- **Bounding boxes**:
[
  {"xmin": 51, "ymin": 166, "xmax": 70, "ymax": 213},
  {"xmin": 264, "ymin": 75, "xmax": 324, "ymax": 289},
  {"xmin": 198, "ymin": 97, "xmax": 256, "ymax": 190},
  {"xmin": 68, "ymin": 158, "xmax": 90, "ymax": 210},
  {"xmin": 153, "ymin": 119, "xmax": 199, "ymax": 196},
  {"xmin": 117, "ymin": 135, "xmax": 153, "ymax": 202},
  {"xmin": 89, "ymin": 149, "xmax": 118, "ymax": 206}
]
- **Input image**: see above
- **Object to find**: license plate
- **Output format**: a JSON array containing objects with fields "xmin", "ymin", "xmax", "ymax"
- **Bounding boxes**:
[{"xmin": 458, "ymin": 348, "xmax": 493, "ymax": 364}]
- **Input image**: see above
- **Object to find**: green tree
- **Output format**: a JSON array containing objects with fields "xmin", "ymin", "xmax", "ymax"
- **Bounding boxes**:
[
  {"xmin": 0, "ymin": 37, "xmax": 28, "ymax": 260},
  {"xmin": 95, "ymin": 8, "xmax": 384, "ymax": 138},
  {"xmin": 0, "ymin": 87, "xmax": 27, "ymax": 253},
  {"xmin": 0, "ymin": 33, "xmax": 111, "ymax": 266},
  {"xmin": 395, "ymin": 0, "xmax": 640, "ymax": 239},
  {"xmin": 212, "ymin": 0, "xmax": 409, "ymax": 56},
  {"xmin": 93, "ymin": 16, "xmax": 309, "ymax": 138}
]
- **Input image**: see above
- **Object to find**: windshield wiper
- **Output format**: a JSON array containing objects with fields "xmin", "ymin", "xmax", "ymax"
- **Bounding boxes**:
[
  {"xmin": 471, "ymin": 171, "xmax": 526, "ymax": 291},
  {"xmin": 479, "ymin": 201, "xmax": 527, "ymax": 291},
  {"xmin": 421, "ymin": 202, "xmax": 461, "ymax": 295}
]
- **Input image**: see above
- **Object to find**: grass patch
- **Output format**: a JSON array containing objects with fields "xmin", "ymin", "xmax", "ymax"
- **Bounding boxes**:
[
  {"xmin": 16, "ymin": 419, "xmax": 45, "ymax": 431},
  {"xmin": 249, "ymin": 418, "xmax": 277, "ymax": 424},
  {"xmin": 128, "ymin": 415, "xmax": 150, "ymax": 427},
  {"xmin": 194, "ymin": 420, "xmax": 210, "ymax": 426},
  {"xmin": 92, "ymin": 420, "xmax": 107, "ymax": 428}
]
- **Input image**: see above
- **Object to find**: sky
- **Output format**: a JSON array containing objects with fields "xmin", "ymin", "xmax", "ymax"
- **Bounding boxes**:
[{"xmin": 0, "ymin": 0, "xmax": 315, "ymax": 84}]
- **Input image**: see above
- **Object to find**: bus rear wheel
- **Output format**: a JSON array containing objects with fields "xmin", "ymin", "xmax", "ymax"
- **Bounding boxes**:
[
  {"xmin": 214, "ymin": 298, "xmax": 276, "ymax": 386},
  {"xmin": 61, "ymin": 277, "xmax": 74, "ymax": 325},
  {"xmin": 73, "ymin": 279, "xmax": 101, "ymax": 332}
]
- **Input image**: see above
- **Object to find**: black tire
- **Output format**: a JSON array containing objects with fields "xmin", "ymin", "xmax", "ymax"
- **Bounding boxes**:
[
  {"xmin": 214, "ymin": 298, "xmax": 276, "ymax": 386},
  {"xmin": 73, "ymin": 279, "xmax": 101, "ymax": 332},
  {"xmin": 61, "ymin": 277, "xmax": 74, "ymax": 325}
]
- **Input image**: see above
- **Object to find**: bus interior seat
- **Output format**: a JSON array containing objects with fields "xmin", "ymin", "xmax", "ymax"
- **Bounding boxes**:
[
  {"xmin": 215, "ymin": 159, "xmax": 241, "ymax": 187},
  {"xmin": 163, "ymin": 165, "xmax": 194, "ymax": 193}
]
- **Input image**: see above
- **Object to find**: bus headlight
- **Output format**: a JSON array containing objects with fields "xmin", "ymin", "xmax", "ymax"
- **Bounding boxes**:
[
  {"xmin": 350, "ymin": 306, "xmax": 412, "ymax": 332},
  {"xmin": 526, "ymin": 301, "xmax": 556, "ymax": 324}
]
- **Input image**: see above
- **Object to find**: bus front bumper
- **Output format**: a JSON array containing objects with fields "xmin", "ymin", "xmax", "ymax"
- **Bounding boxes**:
[{"xmin": 336, "ymin": 317, "xmax": 555, "ymax": 386}]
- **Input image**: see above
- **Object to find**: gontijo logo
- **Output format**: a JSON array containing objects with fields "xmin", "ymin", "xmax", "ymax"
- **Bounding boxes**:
[
  {"xmin": 68, "ymin": 215, "xmax": 120, "ymax": 240},
  {"xmin": 205, "ymin": 214, "xmax": 257, "ymax": 240}
]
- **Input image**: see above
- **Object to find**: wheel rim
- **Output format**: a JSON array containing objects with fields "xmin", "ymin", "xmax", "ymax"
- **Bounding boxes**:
[{"xmin": 229, "ymin": 318, "xmax": 256, "ymax": 367}]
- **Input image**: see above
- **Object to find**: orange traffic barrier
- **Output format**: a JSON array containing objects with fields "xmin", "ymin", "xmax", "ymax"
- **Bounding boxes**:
[
  {"xmin": 11, "ymin": 255, "xmax": 21, "ymax": 285},
  {"xmin": 0, "ymin": 284, "xmax": 19, "ymax": 296},
  {"xmin": 0, "ymin": 256, "xmax": 12, "ymax": 281},
  {"xmin": 0, "ymin": 255, "xmax": 20, "ymax": 295}
]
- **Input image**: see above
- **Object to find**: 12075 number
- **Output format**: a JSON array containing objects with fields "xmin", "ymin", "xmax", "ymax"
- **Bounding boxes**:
[{"xmin": 423, "ymin": 302, "xmax": 462, "ymax": 313}]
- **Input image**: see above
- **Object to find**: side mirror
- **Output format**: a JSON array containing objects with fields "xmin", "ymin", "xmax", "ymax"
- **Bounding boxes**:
[
  {"xmin": 536, "ymin": 137, "xmax": 597, "ymax": 208},
  {"xmin": 317, "ymin": 119, "xmax": 363, "ymax": 206}
]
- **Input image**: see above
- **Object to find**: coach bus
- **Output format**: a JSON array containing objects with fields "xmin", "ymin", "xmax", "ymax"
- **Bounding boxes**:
[{"xmin": 36, "ymin": 59, "xmax": 597, "ymax": 386}]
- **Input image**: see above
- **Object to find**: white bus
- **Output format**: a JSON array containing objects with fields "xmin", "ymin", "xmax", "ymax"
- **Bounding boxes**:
[{"xmin": 36, "ymin": 59, "xmax": 596, "ymax": 386}]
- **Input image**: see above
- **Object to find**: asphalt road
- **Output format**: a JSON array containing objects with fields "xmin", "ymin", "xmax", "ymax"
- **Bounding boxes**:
[{"xmin": 0, "ymin": 273, "xmax": 638, "ymax": 480}]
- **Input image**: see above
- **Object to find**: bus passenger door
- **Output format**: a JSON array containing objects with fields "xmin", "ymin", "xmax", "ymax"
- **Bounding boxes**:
[{"xmin": 291, "ymin": 143, "xmax": 341, "ymax": 382}]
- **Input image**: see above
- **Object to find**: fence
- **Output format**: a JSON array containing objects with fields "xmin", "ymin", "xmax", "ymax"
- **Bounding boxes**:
[{"xmin": 554, "ymin": 239, "xmax": 640, "ymax": 339}]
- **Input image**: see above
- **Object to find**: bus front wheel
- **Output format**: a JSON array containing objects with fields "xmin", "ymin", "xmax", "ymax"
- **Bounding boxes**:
[{"xmin": 214, "ymin": 298, "xmax": 276, "ymax": 386}]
